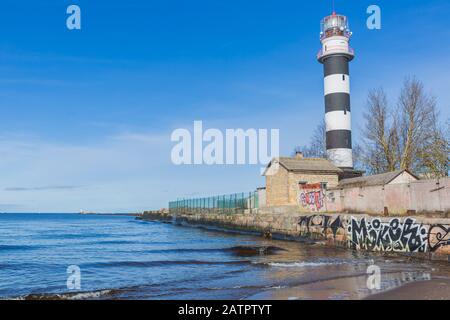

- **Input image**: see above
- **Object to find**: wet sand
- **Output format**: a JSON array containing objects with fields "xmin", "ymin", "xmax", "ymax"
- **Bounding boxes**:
[
  {"xmin": 248, "ymin": 277, "xmax": 450, "ymax": 300},
  {"xmin": 243, "ymin": 243, "xmax": 450, "ymax": 300},
  {"xmin": 365, "ymin": 279, "xmax": 450, "ymax": 300}
]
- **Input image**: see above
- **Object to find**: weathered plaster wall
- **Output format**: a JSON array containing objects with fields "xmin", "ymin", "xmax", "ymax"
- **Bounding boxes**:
[
  {"xmin": 327, "ymin": 177, "xmax": 450, "ymax": 215},
  {"xmin": 390, "ymin": 171, "xmax": 418, "ymax": 184},
  {"xmin": 265, "ymin": 165, "xmax": 289, "ymax": 207},
  {"xmin": 409, "ymin": 179, "xmax": 450, "ymax": 213},
  {"xmin": 264, "ymin": 171, "xmax": 449, "ymax": 216},
  {"xmin": 257, "ymin": 188, "xmax": 267, "ymax": 208}
]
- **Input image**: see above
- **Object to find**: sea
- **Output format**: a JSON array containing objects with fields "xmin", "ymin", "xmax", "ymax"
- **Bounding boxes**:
[{"xmin": 0, "ymin": 213, "xmax": 448, "ymax": 300}]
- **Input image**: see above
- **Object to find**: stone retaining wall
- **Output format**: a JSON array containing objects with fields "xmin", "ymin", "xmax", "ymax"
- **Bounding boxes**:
[{"xmin": 153, "ymin": 210, "xmax": 450, "ymax": 262}]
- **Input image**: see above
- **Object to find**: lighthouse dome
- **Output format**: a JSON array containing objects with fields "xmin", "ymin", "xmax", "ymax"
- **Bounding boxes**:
[{"xmin": 320, "ymin": 14, "xmax": 351, "ymax": 40}]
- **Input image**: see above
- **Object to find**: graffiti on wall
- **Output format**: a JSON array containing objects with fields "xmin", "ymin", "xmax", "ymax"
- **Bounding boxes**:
[
  {"xmin": 348, "ymin": 217, "xmax": 428, "ymax": 252},
  {"xmin": 297, "ymin": 214, "xmax": 450, "ymax": 254},
  {"xmin": 298, "ymin": 214, "xmax": 345, "ymax": 239},
  {"xmin": 428, "ymin": 224, "xmax": 450, "ymax": 252},
  {"xmin": 299, "ymin": 183, "xmax": 325, "ymax": 211}
]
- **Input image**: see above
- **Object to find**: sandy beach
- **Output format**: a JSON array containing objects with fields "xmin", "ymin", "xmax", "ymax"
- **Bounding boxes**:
[
  {"xmin": 366, "ymin": 279, "xmax": 450, "ymax": 300},
  {"xmin": 247, "ymin": 277, "xmax": 450, "ymax": 300}
]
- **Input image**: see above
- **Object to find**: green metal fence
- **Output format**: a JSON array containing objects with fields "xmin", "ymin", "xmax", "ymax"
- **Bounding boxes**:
[{"xmin": 169, "ymin": 191, "xmax": 259, "ymax": 215}]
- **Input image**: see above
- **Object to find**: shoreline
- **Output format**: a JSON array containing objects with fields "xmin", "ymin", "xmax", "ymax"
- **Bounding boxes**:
[
  {"xmin": 138, "ymin": 212, "xmax": 450, "ymax": 262},
  {"xmin": 138, "ymin": 214, "xmax": 450, "ymax": 300},
  {"xmin": 147, "ymin": 207, "xmax": 450, "ymax": 262}
]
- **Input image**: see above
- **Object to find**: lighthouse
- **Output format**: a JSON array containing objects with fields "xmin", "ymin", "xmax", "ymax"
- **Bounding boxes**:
[{"xmin": 317, "ymin": 12, "xmax": 354, "ymax": 170}]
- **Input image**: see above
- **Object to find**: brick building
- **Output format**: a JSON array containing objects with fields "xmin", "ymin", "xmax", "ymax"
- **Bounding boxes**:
[{"xmin": 262, "ymin": 152, "xmax": 342, "ymax": 207}]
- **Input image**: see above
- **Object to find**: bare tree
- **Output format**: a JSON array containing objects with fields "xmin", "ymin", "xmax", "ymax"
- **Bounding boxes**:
[
  {"xmin": 398, "ymin": 77, "xmax": 436, "ymax": 171},
  {"xmin": 360, "ymin": 77, "xmax": 449, "ymax": 177},
  {"xmin": 305, "ymin": 121, "xmax": 327, "ymax": 158},
  {"xmin": 416, "ymin": 112, "xmax": 449, "ymax": 178},
  {"xmin": 352, "ymin": 143, "xmax": 365, "ymax": 172},
  {"xmin": 293, "ymin": 121, "xmax": 326, "ymax": 158},
  {"xmin": 361, "ymin": 88, "xmax": 398, "ymax": 173},
  {"xmin": 295, "ymin": 122, "xmax": 364, "ymax": 170}
]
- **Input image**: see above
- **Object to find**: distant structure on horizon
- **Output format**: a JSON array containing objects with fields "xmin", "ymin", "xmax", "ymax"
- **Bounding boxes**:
[{"xmin": 317, "ymin": 12, "xmax": 361, "ymax": 179}]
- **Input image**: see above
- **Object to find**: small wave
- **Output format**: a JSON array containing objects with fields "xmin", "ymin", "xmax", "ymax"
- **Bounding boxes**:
[
  {"xmin": 142, "ymin": 248, "xmax": 224, "ymax": 254},
  {"xmin": 36, "ymin": 233, "xmax": 105, "ymax": 240},
  {"xmin": 20, "ymin": 289, "xmax": 121, "ymax": 300},
  {"xmin": 0, "ymin": 245, "xmax": 40, "ymax": 251},
  {"xmin": 0, "ymin": 262, "xmax": 57, "ymax": 270},
  {"xmin": 187, "ymin": 283, "xmax": 287, "ymax": 292},
  {"xmin": 265, "ymin": 261, "xmax": 343, "ymax": 268},
  {"xmin": 83, "ymin": 259, "xmax": 252, "ymax": 268},
  {"xmin": 91, "ymin": 240, "xmax": 134, "ymax": 245}
]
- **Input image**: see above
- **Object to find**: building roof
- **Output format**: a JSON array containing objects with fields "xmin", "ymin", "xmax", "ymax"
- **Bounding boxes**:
[
  {"xmin": 263, "ymin": 157, "xmax": 343, "ymax": 175},
  {"xmin": 336, "ymin": 169, "xmax": 419, "ymax": 188}
]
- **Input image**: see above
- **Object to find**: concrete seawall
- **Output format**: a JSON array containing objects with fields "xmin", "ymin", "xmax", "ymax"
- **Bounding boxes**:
[{"xmin": 141, "ymin": 210, "xmax": 450, "ymax": 262}]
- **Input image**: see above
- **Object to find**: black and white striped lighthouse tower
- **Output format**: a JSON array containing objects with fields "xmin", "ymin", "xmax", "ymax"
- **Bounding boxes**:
[{"xmin": 318, "ymin": 12, "xmax": 354, "ymax": 170}]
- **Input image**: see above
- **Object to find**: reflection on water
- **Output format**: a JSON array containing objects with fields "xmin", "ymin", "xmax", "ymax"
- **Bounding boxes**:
[{"xmin": 0, "ymin": 213, "xmax": 448, "ymax": 300}]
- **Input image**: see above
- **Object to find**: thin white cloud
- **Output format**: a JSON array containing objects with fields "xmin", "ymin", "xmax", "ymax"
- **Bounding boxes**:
[
  {"xmin": 0, "ymin": 132, "xmax": 172, "ymax": 212},
  {"xmin": 4, "ymin": 185, "xmax": 83, "ymax": 192}
]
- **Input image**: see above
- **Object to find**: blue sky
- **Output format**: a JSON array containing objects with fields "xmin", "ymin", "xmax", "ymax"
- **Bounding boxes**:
[{"xmin": 0, "ymin": 0, "xmax": 449, "ymax": 212}]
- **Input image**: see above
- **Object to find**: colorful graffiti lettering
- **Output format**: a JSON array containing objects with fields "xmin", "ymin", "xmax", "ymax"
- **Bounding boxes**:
[
  {"xmin": 348, "ymin": 217, "xmax": 428, "ymax": 253},
  {"xmin": 299, "ymin": 184, "xmax": 325, "ymax": 211}
]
